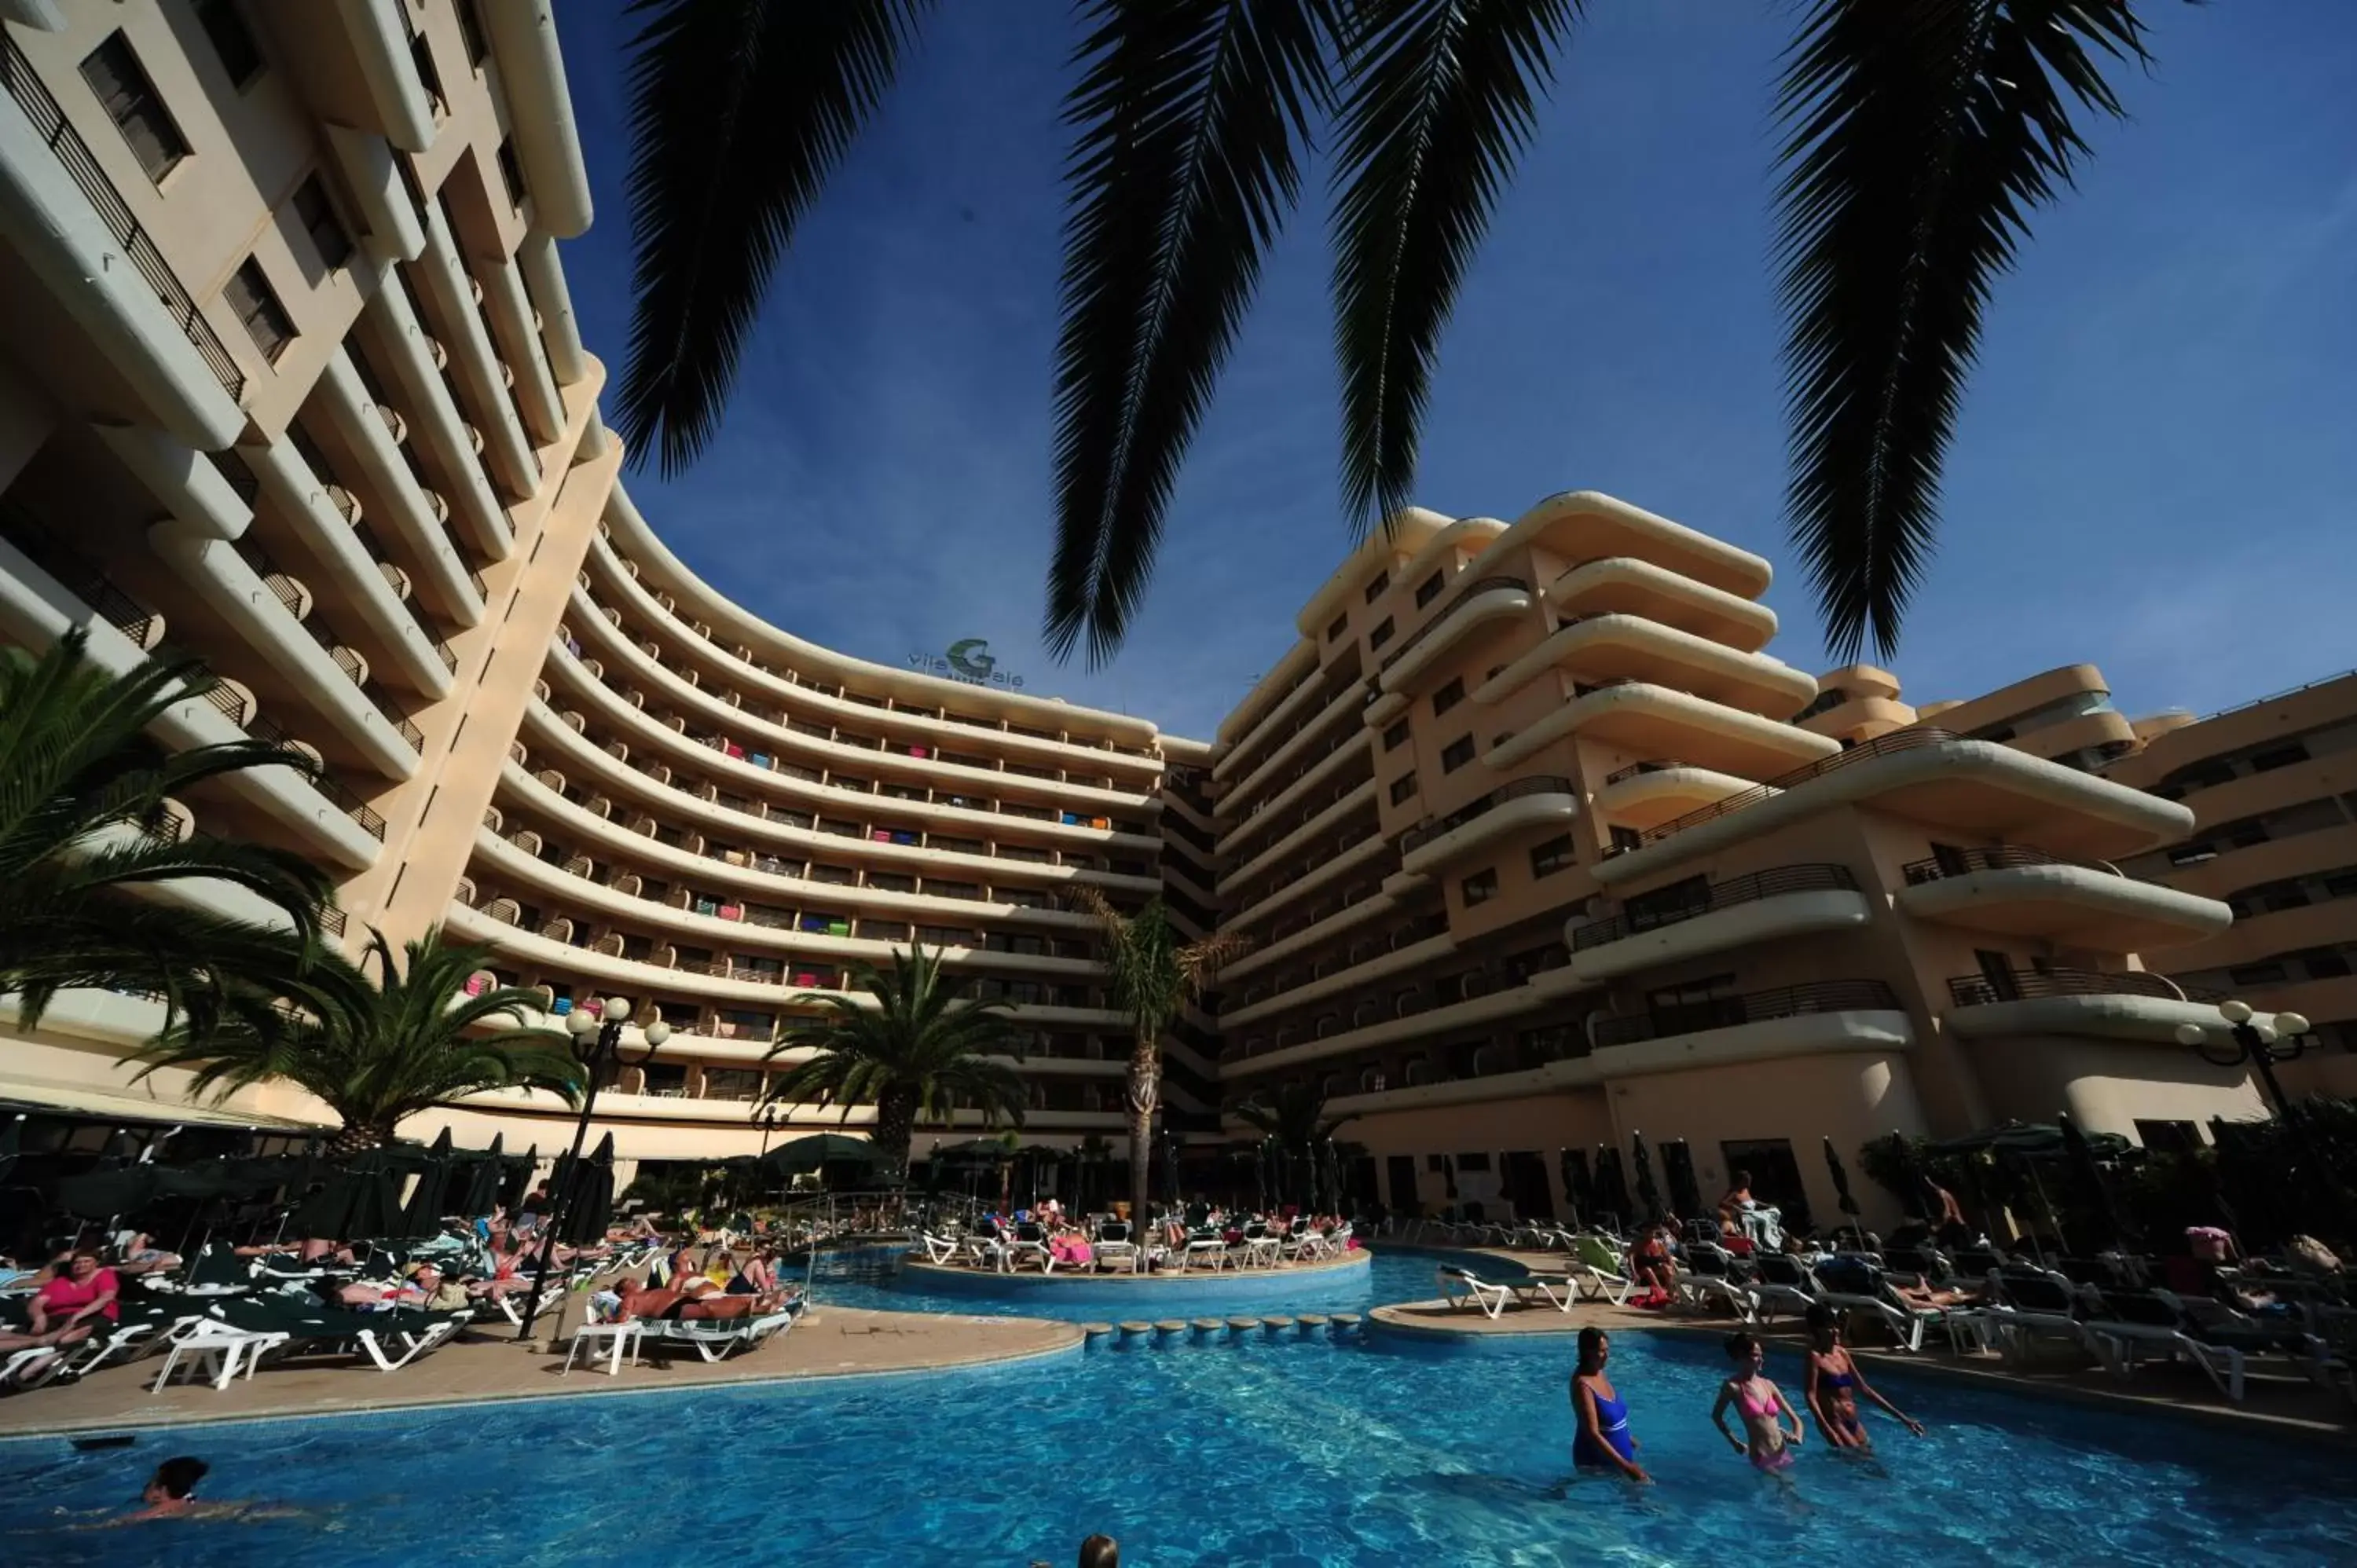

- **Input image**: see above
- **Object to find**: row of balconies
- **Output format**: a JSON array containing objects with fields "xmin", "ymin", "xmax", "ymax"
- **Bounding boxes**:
[{"xmin": 583, "ymin": 528, "xmax": 1163, "ymax": 770}]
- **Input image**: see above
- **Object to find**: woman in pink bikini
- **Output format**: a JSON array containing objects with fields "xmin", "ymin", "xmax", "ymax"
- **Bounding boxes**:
[{"xmin": 1710, "ymin": 1332, "xmax": 1805, "ymax": 1474}]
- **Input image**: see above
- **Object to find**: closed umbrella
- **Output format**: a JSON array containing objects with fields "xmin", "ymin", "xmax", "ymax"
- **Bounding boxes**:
[
  {"xmin": 1254, "ymin": 1138, "xmax": 1270, "ymax": 1213},
  {"xmin": 498, "ymin": 1144, "xmax": 538, "ymax": 1213},
  {"xmin": 399, "ymin": 1128, "xmax": 456, "ymax": 1237},
  {"xmin": 1590, "ymin": 1146, "xmax": 1631, "ymax": 1229},
  {"xmin": 1319, "ymin": 1139, "xmax": 1343, "ymax": 1215},
  {"xmin": 2059, "ymin": 1113, "xmax": 2128, "ymax": 1251},
  {"xmin": 1160, "ymin": 1133, "xmax": 1181, "ymax": 1210},
  {"xmin": 288, "ymin": 1164, "xmax": 402, "ymax": 1241},
  {"xmin": 1823, "ymin": 1137, "xmax": 1862, "ymax": 1222},
  {"xmin": 1662, "ymin": 1140, "xmax": 1703, "ymax": 1219},
  {"xmin": 1629, "ymin": 1132, "xmax": 1665, "ymax": 1224},
  {"xmin": 460, "ymin": 1134, "xmax": 507, "ymax": 1219},
  {"xmin": 0, "ymin": 1112, "xmax": 22, "ymax": 1185},
  {"xmin": 1559, "ymin": 1148, "xmax": 1592, "ymax": 1230},
  {"xmin": 557, "ymin": 1133, "xmax": 617, "ymax": 1245}
]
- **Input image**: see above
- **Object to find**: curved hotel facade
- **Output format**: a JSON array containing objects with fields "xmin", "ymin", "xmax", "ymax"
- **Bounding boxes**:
[{"xmin": 2, "ymin": 2, "xmax": 2347, "ymax": 1226}]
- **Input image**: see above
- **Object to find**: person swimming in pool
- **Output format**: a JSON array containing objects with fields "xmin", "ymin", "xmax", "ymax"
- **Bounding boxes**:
[
  {"xmin": 1802, "ymin": 1305, "xmax": 1923, "ymax": 1450},
  {"xmin": 1711, "ymin": 1332, "xmax": 1804, "ymax": 1474},
  {"xmin": 1569, "ymin": 1327, "xmax": 1650, "ymax": 1483}
]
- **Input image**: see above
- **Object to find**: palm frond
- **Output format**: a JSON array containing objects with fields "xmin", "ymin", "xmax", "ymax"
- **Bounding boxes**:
[
  {"xmin": 1046, "ymin": 0, "xmax": 1340, "ymax": 667},
  {"xmin": 1775, "ymin": 0, "xmax": 2147, "ymax": 661},
  {"xmin": 1330, "ymin": 0, "xmax": 1581, "ymax": 530},
  {"xmin": 613, "ymin": 0, "xmax": 933, "ymax": 475}
]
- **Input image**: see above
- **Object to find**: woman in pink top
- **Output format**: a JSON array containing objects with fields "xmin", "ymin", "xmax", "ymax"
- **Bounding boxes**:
[{"xmin": 0, "ymin": 1250, "xmax": 119, "ymax": 1350}]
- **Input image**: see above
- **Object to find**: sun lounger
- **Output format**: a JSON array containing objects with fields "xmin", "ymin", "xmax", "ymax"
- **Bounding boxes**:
[
  {"xmin": 1237, "ymin": 1223, "xmax": 1283, "ymax": 1269},
  {"xmin": 2080, "ymin": 1288, "xmax": 2249, "ymax": 1401},
  {"xmin": 643, "ymin": 1303, "xmax": 801, "ymax": 1362},
  {"xmin": 563, "ymin": 1319, "xmax": 647, "ymax": 1376},
  {"xmin": 1809, "ymin": 1258, "xmax": 1943, "ymax": 1351},
  {"xmin": 1436, "ymin": 1262, "xmax": 1577, "ymax": 1318},
  {"xmin": 1567, "ymin": 1234, "xmax": 1635, "ymax": 1306},
  {"xmin": 151, "ymin": 1318, "xmax": 289, "ymax": 1392},
  {"xmin": 1092, "ymin": 1222, "xmax": 1142, "ymax": 1273},
  {"xmin": 1979, "ymin": 1267, "xmax": 2100, "ymax": 1362},
  {"xmin": 918, "ymin": 1233, "xmax": 963, "ymax": 1266},
  {"xmin": 1179, "ymin": 1231, "xmax": 1230, "ymax": 1272},
  {"xmin": 209, "ymin": 1296, "xmax": 472, "ymax": 1374},
  {"xmin": 1673, "ymin": 1243, "xmax": 1760, "ymax": 1322},
  {"xmin": 1747, "ymin": 1253, "xmax": 1827, "ymax": 1322}
]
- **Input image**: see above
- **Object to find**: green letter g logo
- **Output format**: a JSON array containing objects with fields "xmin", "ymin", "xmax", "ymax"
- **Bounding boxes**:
[{"xmin": 947, "ymin": 639, "xmax": 995, "ymax": 679}]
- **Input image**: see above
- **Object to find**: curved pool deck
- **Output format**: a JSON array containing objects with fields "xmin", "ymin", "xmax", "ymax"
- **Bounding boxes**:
[{"xmin": 895, "ymin": 1247, "xmax": 1371, "ymax": 1309}]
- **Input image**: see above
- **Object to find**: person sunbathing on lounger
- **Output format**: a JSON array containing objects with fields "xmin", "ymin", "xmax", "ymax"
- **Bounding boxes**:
[
  {"xmin": 1890, "ymin": 1273, "xmax": 1974, "ymax": 1310},
  {"xmin": 614, "ymin": 1278, "xmax": 789, "ymax": 1321},
  {"xmin": 0, "ymin": 1251, "xmax": 118, "ymax": 1352}
]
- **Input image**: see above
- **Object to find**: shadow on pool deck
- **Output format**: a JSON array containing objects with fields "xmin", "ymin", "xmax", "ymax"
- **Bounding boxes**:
[
  {"xmin": 1369, "ymin": 1245, "xmax": 2357, "ymax": 1447},
  {"xmin": 0, "ymin": 1307, "xmax": 1080, "ymax": 1438}
]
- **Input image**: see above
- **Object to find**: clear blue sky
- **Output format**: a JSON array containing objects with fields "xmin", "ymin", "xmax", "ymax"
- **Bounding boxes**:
[{"xmin": 549, "ymin": 4, "xmax": 2356, "ymax": 742}]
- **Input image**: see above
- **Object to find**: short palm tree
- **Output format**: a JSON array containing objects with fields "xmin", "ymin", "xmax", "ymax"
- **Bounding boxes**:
[
  {"xmin": 130, "ymin": 927, "xmax": 582, "ymax": 1156},
  {"xmin": 1071, "ymin": 889, "xmax": 1248, "ymax": 1222},
  {"xmin": 763, "ymin": 945, "xmax": 1030, "ymax": 1181},
  {"xmin": 616, "ymin": 0, "xmax": 2152, "ymax": 665},
  {"xmin": 1233, "ymin": 1079, "xmax": 1357, "ymax": 1154},
  {"xmin": 0, "ymin": 630, "xmax": 332, "ymax": 1033}
]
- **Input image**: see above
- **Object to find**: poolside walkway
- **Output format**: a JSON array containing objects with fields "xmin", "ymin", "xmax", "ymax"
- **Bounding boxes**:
[
  {"xmin": 0, "ymin": 1306, "xmax": 1080, "ymax": 1438},
  {"xmin": 1372, "ymin": 1246, "xmax": 2357, "ymax": 1446}
]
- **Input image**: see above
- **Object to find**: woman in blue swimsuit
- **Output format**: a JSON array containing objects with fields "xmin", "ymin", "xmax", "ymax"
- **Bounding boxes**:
[
  {"xmin": 1570, "ymin": 1327, "xmax": 1650, "ymax": 1482},
  {"xmin": 1803, "ymin": 1304, "xmax": 1923, "ymax": 1449}
]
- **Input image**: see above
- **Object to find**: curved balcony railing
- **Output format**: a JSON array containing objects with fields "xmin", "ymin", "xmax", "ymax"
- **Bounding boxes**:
[
  {"xmin": 1570, "ymin": 863, "xmax": 1857, "ymax": 951},
  {"xmin": 1377, "ymin": 575, "xmax": 1530, "ymax": 674},
  {"xmin": 1637, "ymin": 727, "xmax": 1960, "ymax": 846},
  {"xmin": 1398, "ymin": 775, "xmax": 1574, "ymax": 857},
  {"xmin": 1592, "ymin": 980, "xmax": 1900, "ymax": 1049},
  {"xmin": 1901, "ymin": 844, "xmax": 2118, "ymax": 885},
  {"xmin": 1944, "ymin": 967, "xmax": 2220, "ymax": 1008},
  {"xmin": 1603, "ymin": 757, "xmax": 1701, "ymax": 786}
]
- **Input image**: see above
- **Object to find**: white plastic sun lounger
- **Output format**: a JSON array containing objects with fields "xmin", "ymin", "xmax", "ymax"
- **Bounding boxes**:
[
  {"xmin": 918, "ymin": 1233, "xmax": 963, "ymax": 1266},
  {"xmin": 1437, "ymin": 1265, "xmax": 1576, "ymax": 1319},
  {"xmin": 646, "ymin": 1306, "xmax": 799, "ymax": 1363}
]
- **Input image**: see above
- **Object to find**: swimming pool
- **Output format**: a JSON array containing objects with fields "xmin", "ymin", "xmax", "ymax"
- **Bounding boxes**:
[{"xmin": 4, "ymin": 1283, "xmax": 2352, "ymax": 1564}]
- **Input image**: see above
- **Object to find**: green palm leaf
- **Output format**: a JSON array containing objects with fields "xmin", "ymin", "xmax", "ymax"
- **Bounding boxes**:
[
  {"xmin": 1329, "ymin": 0, "xmax": 1582, "ymax": 531},
  {"xmin": 612, "ymin": 0, "xmax": 935, "ymax": 475},
  {"xmin": 1775, "ymin": 0, "xmax": 2147, "ymax": 660},
  {"xmin": 1046, "ymin": 0, "xmax": 1341, "ymax": 667},
  {"xmin": 763, "ymin": 945, "xmax": 1028, "ymax": 1180}
]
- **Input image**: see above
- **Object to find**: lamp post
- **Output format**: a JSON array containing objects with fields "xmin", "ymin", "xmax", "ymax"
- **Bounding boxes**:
[
  {"xmin": 2175, "ymin": 998, "xmax": 2312, "ymax": 1119},
  {"xmin": 514, "ymin": 996, "xmax": 670, "ymax": 1341},
  {"xmin": 753, "ymin": 1102, "xmax": 784, "ymax": 1159}
]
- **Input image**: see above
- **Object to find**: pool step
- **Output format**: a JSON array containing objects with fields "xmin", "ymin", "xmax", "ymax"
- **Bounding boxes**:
[{"xmin": 1083, "ymin": 1312, "xmax": 1365, "ymax": 1350}]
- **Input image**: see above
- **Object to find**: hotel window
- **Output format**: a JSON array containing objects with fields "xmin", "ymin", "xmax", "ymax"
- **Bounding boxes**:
[
  {"xmin": 194, "ymin": 0, "xmax": 265, "ymax": 87},
  {"xmin": 1431, "ymin": 676, "xmax": 1464, "ymax": 717},
  {"xmin": 2227, "ymin": 962, "xmax": 2289, "ymax": 986},
  {"xmin": 1461, "ymin": 868, "xmax": 1499, "ymax": 907},
  {"xmin": 1439, "ymin": 735, "xmax": 1474, "ymax": 773},
  {"xmin": 1381, "ymin": 719, "xmax": 1410, "ymax": 752},
  {"xmin": 1388, "ymin": 772, "xmax": 1418, "ymax": 805},
  {"xmin": 81, "ymin": 35, "xmax": 189, "ymax": 181},
  {"xmin": 291, "ymin": 175, "xmax": 353, "ymax": 269},
  {"xmin": 456, "ymin": 0, "xmax": 492, "ymax": 65},
  {"xmin": 1415, "ymin": 571, "xmax": 1445, "ymax": 609},
  {"xmin": 1608, "ymin": 824, "xmax": 1642, "ymax": 854},
  {"xmin": 1325, "ymin": 612, "xmax": 1348, "ymax": 643},
  {"xmin": 497, "ymin": 137, "xmax": 529, "ymax": 210},
  {"xmin": 1530, "ymin": 834, "xmax": 1574, "ymax": 877},
  {"xmin": 1367, "ymin": 616, "xmax": 1395, "ymax": 650},
  {"xmin": 410, "ymin": 26, "xmax": 446, "ymax": 113},
  {"xmin": 1363, "ymin": 570, "xmax": 1389, "ymax": 605},
  {"xmin": 224, "ymin": 258, "xmax": 294, "ymax": 361},
  {"xmin": 2250, "ymin": 743, "xmax": 2309, "ymax": 773}
]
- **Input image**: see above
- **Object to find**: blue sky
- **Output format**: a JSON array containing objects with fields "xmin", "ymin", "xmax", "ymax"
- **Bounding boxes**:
[{"xmin": 549, "ymin": 4, "xmax": 2357, "ymax": 743}]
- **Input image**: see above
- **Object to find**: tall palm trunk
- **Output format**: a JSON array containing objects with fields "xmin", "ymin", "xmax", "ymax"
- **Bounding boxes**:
[
  {"xmin": 1127, "ymin": 1028, "xmax": 1160, "ymax": 1223},
  {"xmin": 873, "ymin": 1085, "xmax": 919, "ymax": 1184}
]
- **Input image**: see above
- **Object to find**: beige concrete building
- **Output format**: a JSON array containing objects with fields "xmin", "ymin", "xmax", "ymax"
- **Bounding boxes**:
[{"xmin": 0, "ymin": 2, "xmax": 2327, "ymax": 1225}]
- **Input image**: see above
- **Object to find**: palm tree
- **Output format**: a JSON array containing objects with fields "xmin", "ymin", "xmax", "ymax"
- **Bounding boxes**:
[
  {"xmin": 0, "ymin": 630, "xmax": 332, "ymax": 1034},
  {"xmin": 1233, "ymin": 1079, "xmax": 1357, "ymax": 1153},
  {"xmin": 614, "ymin": 0, "xmax": 2152, "ymax": 665},
  {"xmin": 1071, "ymin": 888, "xmax": 1248, "ymax": 1223},
  {"xmin": 763, "ymin": 945, "xmax": 1029, "ymax": 1181},
  {"xmin": 130, "ymin": 927, "xmax": 581, "ymax": 1156}
]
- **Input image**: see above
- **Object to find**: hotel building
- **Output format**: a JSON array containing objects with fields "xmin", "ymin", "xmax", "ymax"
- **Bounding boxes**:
[{"xmin": 0, "ymin": 2, "xmax": 2337, "ymax": 1225}]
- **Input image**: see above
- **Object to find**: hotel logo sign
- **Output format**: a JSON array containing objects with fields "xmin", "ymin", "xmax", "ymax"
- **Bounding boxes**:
[{"xmin": 910, "ymin": 638, "xmax": 1026, "ymax": 689}]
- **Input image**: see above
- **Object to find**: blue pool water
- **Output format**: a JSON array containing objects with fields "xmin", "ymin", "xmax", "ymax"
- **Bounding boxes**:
[{"xmin": 4, "ymin": 1249, "xmax": 2352, "ymax": 1565}]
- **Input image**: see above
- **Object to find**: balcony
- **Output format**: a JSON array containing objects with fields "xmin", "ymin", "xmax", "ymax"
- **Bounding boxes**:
[
  {"xmin": 1897, "ymin": 845, "xmax": 2231, "ymax": 951},
  {"xmin": 1374, "ymin": 575, "xmax": 1532, "ymax": 693},
  {"xmin": 1398, "ymin": 775, "xmax": 1577, "ymax": 877},
  {"xmin": 1941, "ymin": 965, "xmax": 2238, "ymax": 1046},
  {"xmin": 1478, "ymin": 614, "xmax": 1816, "ymax": 718},
  {"xmin": 1594, "ymin": 757, "xmax": 1761, "ymax": 830},
  {"xmin": 1567, "ymin": 865, "xmax": 1871, "ymax": 981},
  {"xmin": 1, "ymin": 38, "xmax": 244, "ymax": 400},
  {"xmin": 1603, "ymin": 727, "xmax": 2193, "ymax": 885},
  {"xmin": 1546, "ymin": 556, "xmax": 1777, "ymax": 652},
  {"xmin": 1485, "ymin": 681, "xmax": 1840, "ymax": 779},
  {"xmin": 1589, "ymin": 980, "xmax": 1910, "ymax": 1071}
]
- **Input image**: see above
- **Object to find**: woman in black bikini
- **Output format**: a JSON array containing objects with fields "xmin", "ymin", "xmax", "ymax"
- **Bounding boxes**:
[{"xmin": 1802, "ymin": 1304, "xmax": 1923, "ymax": 1449}]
